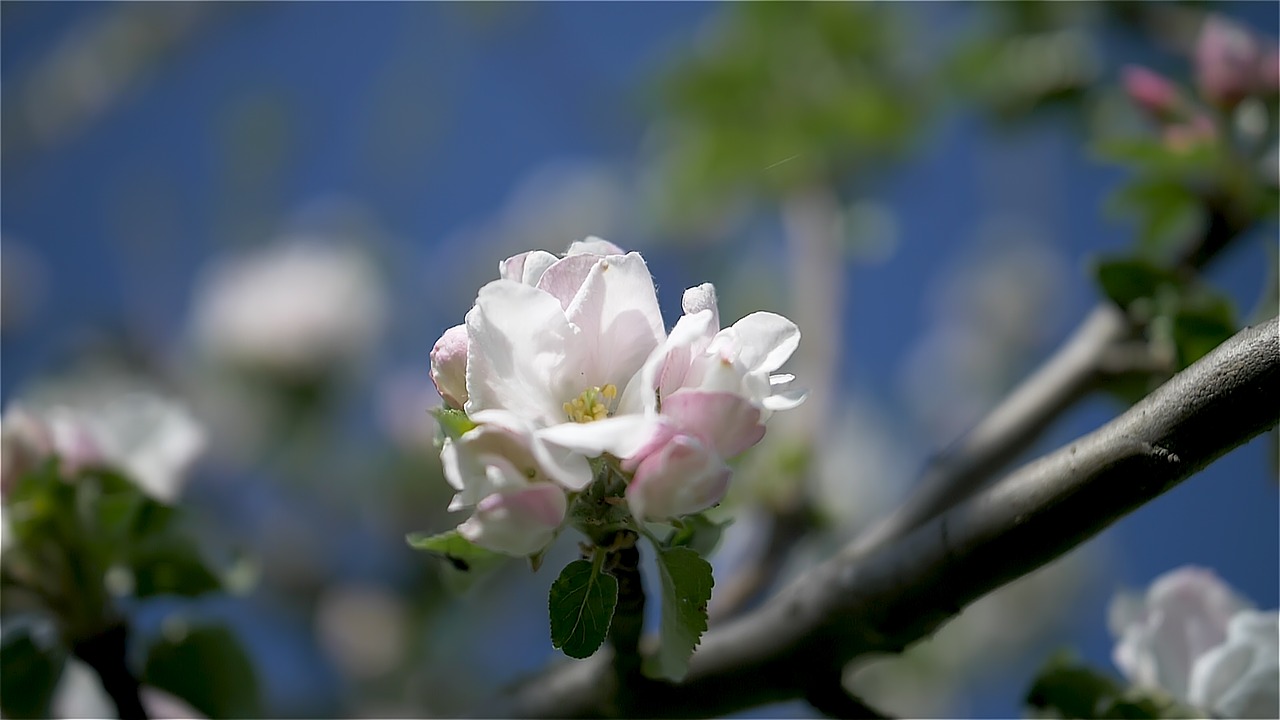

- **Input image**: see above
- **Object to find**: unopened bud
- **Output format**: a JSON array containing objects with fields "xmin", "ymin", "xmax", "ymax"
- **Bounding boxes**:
[
  {"xmin": 430, "ymin": 324, "xmax": 470, "ymax": 410},
  {"xmin": 1123, "ymin": 65, "xmax": 1182, "ymax": 120}
]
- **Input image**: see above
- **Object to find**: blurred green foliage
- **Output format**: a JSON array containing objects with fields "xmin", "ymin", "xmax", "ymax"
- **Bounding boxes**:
[{"xmin": 648, "ymin": 3, "xmax": 928, "ymax": 226}]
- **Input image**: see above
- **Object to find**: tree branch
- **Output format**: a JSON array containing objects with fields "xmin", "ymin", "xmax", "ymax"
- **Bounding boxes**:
[
  {"xmin": 849, "ymin": 207, "xmax": 1244, "ymax": 557},
  {"xmin": 849, "ymin": 303, "xmax": 1129, "ymax": 556},
  {"xmin": 504, "ymin": 316, "xmax": 1278, "ymax": 719}
]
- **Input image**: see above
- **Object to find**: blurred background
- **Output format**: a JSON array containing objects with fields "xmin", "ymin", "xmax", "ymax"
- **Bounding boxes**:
[{"xmin": 1, "ymin": 3, "xmax": 1276, "ymax": 717}]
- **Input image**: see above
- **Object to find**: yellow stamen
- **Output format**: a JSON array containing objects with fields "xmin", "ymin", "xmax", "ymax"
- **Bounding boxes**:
[{"xmin": 564, "ymin": 384, "xmax": 619, "ymax": 423}]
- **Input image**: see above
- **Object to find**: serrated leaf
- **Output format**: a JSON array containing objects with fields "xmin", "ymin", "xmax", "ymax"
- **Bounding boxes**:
[
  {"xmin": 432, "ymin": 408, "xmax": 476, "ymax": 441},
  {"xmin": 144, "ymin": 622, "xmax": 260, "ymax": 719},
  {"xmin": 643, "ymin": 546, "xmax": 714, "ymax": 681},
  {"xmin": 548, "ymin": 558, "xmax": 618, "ymax": 659},
  {"xmin": 406, "ymin": 530, "xmax": 506, "ymax": 591}
]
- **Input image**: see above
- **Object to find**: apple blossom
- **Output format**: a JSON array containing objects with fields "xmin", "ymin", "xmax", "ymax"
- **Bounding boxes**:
[
  {"xmin": 0, "ymin": 390, "xmax": 205, "ymax": 505},
  {"xmin": 614, "ymin": 283, "xmax": 806, "ymax": 519},
  {"xmin": 1187, "ymin": 610, "xmax": 1280, "ymax": 719},
  {"xmin": 428, "ymin": 239, "xmax": 804, "ymax": 552},
  {"xmin": 1109, "ymin": 566, "xmax": 1279, "ymax": 718},
  {"xmin": 190, "ymin": 239, "xmax": 386, "ymax": 375}
]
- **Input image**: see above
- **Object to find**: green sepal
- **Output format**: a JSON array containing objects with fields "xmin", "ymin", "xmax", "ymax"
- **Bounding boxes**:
[{"xmin": 432, "ymin": 408, "xmax": 476, "ymax": 441}]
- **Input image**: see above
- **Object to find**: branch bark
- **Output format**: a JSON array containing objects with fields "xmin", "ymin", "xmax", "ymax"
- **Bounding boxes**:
[
  {"xmin": 850, "ymin": 207, "xmax": 1244, "ymax": 557},
  {"xmin": 504, "ymin": 316, "xmax": 1278, "ymax": 719}
]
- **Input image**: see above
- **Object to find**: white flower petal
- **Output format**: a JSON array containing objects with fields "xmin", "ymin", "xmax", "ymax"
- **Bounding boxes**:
[
  {"xmin": 537, "ymin": 415, "xmax": 657, "ymax": 460},
  {"xmin": 499, "ymin": 250, "xmax": 559, "ymax": 286},
  {"xmin": 681, "ymin": 283, "xmax": 720, "ymax": 331},
  {"xmin": 564, "ymin": 252, "xmax": 665, "ymax": 391},
  {"xmin": 464, "ymin": 280, "xmax": 581, "ymax": 423},
  {"xmin": 1188, "ymin": 610, "xmax": 1279, "ymax": 719},
  {"xmin": 567, "ymin": 236, "xmax": 625, "ymax": 256},
  {"xmin": 535, "ymin": 254, "xmax": 599, "ymax": 311},
  {"xmin": 724, "ymin": 312, "xmax": 801, "ymax": 374}
]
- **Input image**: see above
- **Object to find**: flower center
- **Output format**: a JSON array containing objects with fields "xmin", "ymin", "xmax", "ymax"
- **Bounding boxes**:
[{"xmin": 563, "ymin": 384, "xmax": 618, "ymax": 423}]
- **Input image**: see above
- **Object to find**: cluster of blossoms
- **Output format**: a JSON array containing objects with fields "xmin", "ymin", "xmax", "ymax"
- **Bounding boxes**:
[
  {"xmin": 1122, "ymin": 15, "xmax": 1278, "ymax": 151},
  {"xmin": 429, "ymin": 238, "xmax": 804, "ymax": 556},
  {"xmin": 1110, "ymin": 566, "xmax": 1279, "ymax": 719},
  {"xmin": 0, "ymin": 391, "xmax": 205, "ymax": 505}
]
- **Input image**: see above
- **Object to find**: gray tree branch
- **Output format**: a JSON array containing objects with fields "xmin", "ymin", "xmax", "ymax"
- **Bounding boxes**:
[
  {"xmin": 504, "ymin": 316, "xmax": 1278, "ymax": 719},
  {"xmin": 850, "ymin": 206, "xmax": 1244, "ymax": 557}
]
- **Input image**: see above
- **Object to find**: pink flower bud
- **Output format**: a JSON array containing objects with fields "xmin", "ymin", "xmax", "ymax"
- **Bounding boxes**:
[
  {"xmin": 1123, "ymin": 65, "xmax": 1183, "ymax": 119},
  {"xmin": 1196, "ymin": 16, "xmax": 1265, "ymax": 109},
  {"xmin": 429, "ymin": 324, "xmax": 469, "ymax": 410},
  {"xmin": 626, "ymin": 433, "xmax": 731, "ymax": 521},
  {"xmin": 45, "ymin": 409, "xmax": 106, "ymax": 476},
  {"xmin": 0, "ymin": 406, "xmax": 53, "ymax": 499},
  {"xmin": 1163, "ymin": 113, "xmax": 1218, "ymax": 152}
]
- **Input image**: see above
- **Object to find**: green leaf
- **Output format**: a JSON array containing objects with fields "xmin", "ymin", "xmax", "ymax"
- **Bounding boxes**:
[
  {"xmin": 643, "ymin": 546, "xmax": 714, "ymax": 681},
  {"xmin": 1026, "ymin": 658, "xmax": 1129, "ymax": 719},
  {"xmin": 548, "ymin": 558, "xmax": 618, "ymax": 659},
  {"xmin": 130, "ymin": 537, "xmax": 224, "ymax": 598},
  {"xmin": 1025, "ymin": 652, "xmax": 1197, "ymax": 719},
  {"xmin": 406, "ymin": 530, "xmax": 506, "ymax": 591},
  {"xmin": 1094, "ymin": 257, "xmax": 1178, "ymax": 310},
  {"xmin": 1172, "ymin": 294, "xmax": 1236, "ymax": 368},
  {"xmin": 1106, "ymin": 179, "xmax": 1204, "ymax": 261},
  {"xmin": 432, "ymin": 408, "xmax": 476, "ymax": 441},
  {"xmin": 144, "ymin": 622, "xmax": 260, "ymax": 719},
  {"xmin": 0, "ymin": 617, "xmax": 66, "ymax": 719}
]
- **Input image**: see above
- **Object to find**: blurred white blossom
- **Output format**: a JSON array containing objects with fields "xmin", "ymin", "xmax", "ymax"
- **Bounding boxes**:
[
  {"xmin": 189, "ymin": 239, "xmax": 386, "ymax": 375},
  {"xmin": 1110, "ymin": 566, "xmax": 1279, "ymax": 719},
  {"xmin": 2, "ymin": 382, "xmax": 205, "ymax": 504}
]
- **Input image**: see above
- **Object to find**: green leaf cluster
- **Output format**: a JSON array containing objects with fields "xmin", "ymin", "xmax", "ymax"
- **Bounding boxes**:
[
  {"xmin": 1095, "ymin": 257, "xmax": 1237, "ymax": 367},
  {"xmin": 650, "ymin": 3, "xmax": 926, "ymax": 225},
  {"xmin": 0, "ymin": 464, "xmax": 253, "ymax": 718}
]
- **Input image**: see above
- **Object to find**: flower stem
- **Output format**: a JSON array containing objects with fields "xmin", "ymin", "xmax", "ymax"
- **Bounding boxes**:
[
  {"xmin": 73, "ymin": 622, "xmax": 148, "ymax": 720},
  {"xmin": 603, "ymin": 529, "xmax": 645, "ymax": 693}
]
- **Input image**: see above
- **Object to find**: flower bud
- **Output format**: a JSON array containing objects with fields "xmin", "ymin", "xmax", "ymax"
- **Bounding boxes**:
[
  {"xmin": 45, "ymin": 409, "xmax": 106, "ymax": 477},
  {"xmin": 0, "ymin": 406, "xmax": 53, "ymax": 499},
  {"xmin": 457, "ymin": 482, "xmax": 567, "ymax": 557},
  {"xmin": 1196, "ymin": 16, "xmax": 1265, "ymax": 109},
  {"xmin": 626, "ymin": 433, "xmax": 731, "ymax": 521},
  {"xmin": 1122, "ymin": 65, "xmax": 1182, "ymax": 120},
  {"xmin": 430, "ymin": 324, "xmax": 469, "ymax": 410}
]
